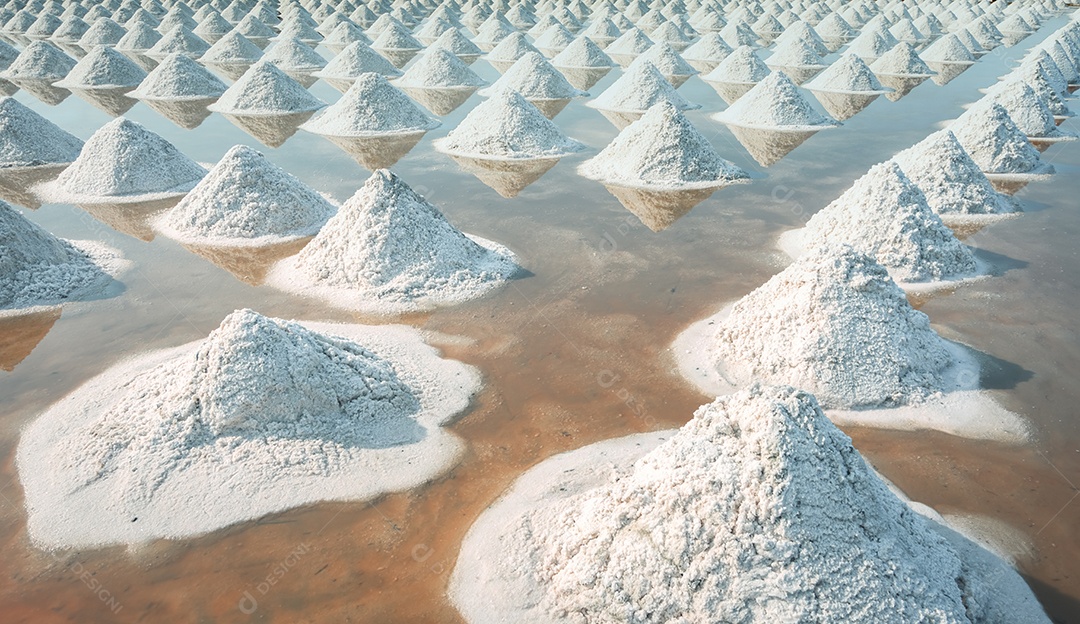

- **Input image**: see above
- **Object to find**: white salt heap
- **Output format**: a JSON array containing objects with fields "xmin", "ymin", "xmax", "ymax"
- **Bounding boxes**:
[
  {"xmin": 551, "ymin": 36, "xmax": 616, "ymax": 69},
  {"xmin": 313, "ymin": 40, "xmax": 402, "ymax": 80},
  {"xmin": 804, "ymin": 53, "xmax": 887, "ymax": 93},
  {"xmin": 479, "ymin": 52, "xmax": 586, "ymax": 99},
  {"xmin": 579, "ymin": 101, "xmax": 750, "ymax": 190},
  {"xmin": 202, "ymin": 31, "xmax": 264, "ymax": 65},
  {"xmin": 950, "ymin": 102, "xmax": 1055, "ymax": 175},
  {"xmin": 371, "ymin": 21, "xmax": 422, "ymax": 51},
  {"xmin": 892, "ymin": 131, "xmax": 1018, "ymax": 218},
  {"xmin": 18, "ymin": 308, "xmax": 481, "ymax": 547},
  {"xmin": 53, "ymin": 45, "xmax": 147, "ymax": 89},
  {"xmin": 452, "ymin": 384, "xmax": 1050, "ymax": 623},
  {"xmin": 870, "ymin": 42, "xmax": 935, "ymax": 76},
  {"xmin": 114, "ymin": 22, "xmax": 161, "ymax": 52},
  {"xmin": 38, "ymin": 118, "xmax": 206, "ymax": 203},
  {"xmin": 766, "ymin": 37, "xmax": 827, "ymax": 69},
  {"xmin": 157, "ymin": 145, "xmax": 336, "ymax": 246},
  {"xmin": 433, "ymin": 89, "xmax": 585, "ymax": 159},
  {"xmin": 81, "ymin": 18, "xmax": 130, "ymax": 48},
  {"xmin": 485, "ymin": 32, "xmax": 539, "ymax": 65},
  {"xmin": 606, "ymin": 27, "xmax": 654, "ymax": 57},
  {"xmin": 0, "ymin": 200, "xmax": 124, "ymax": 313},
  {"xmin": 590, "ymin": 61, "xmax": 697, "ymax": 112},
  {"xmin": 130, "ymin": 53, "xmax": 227, "ymax": 100},
  {"xmin": 703, "ymin": 44, "xmax": 770, "ymax": 83},
  {"xmin": 1, "ymin": 41, "xmax": 76, "ymax": 82},
  {"xmin": 680, "ymin": 33, "xmax": 733, "ymax": 65},
  {"xmin": 0, "ymin": 97, "xmax": 83, "ymax": 168},
  {"xmin": 982, "ymin": 80, "xmax": 1073, "ymax": 139},
  {"xmin": 427, "ymin": 28, "xmax": 483, "ymax": 60},
  {"xmin": 922, "ymin": 33, "xmax": 977, "ymax": 63},
  {"xmin": 209, "ymin": 61, "xmax": 326, "ymax": 115},
  {"xmin": 714, "ymin": 71, "xmax": 838, "ymax": 129},
  {"xmin": 268, "ymin": 170, "xmax": 519, "ymax": 315},
  {"xmin": 396, "ymin": 47, "xmax": 486, "ymax": 89},
  {"xmin": 301, "ymin": 73, "xmax": 439, "ymax": 137},
  {"xmin": 796, "ymin": 162, "xmax": 979, "ymax": 284},
  {"xmin": 146, "ymin": 25, "xmax": 211, "ymax": 60},
  {"xmin": 263, "ymin": 36, "xmax": 327, "ymax": 72},
  {"xmin": 631, "ymin": 42, "xmax": 698, "ymax": 78},
  {"xmin": 1012, "ymin": 63, "xmax": 1072, "ymax": 118}
]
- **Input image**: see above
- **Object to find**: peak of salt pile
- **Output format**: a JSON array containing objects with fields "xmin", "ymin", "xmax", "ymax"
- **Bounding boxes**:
[
  {"xmin": 532, "ymin": 22, "xmax": 575, "ymax": 54},
  {"xmin": 428, "ymin": 28, "xmax": 482, "ymax": 60},
  {"xmin": 715, "ymin": 71, "xmax": 837, "ymax": 129},
  {"xmin": 767, "ymin": 37, "xmax": 827, "ymax": 69},
  {"xmin": 922, "ymin": 33, "xmax": 976, "ymax": 64},
  {"xmin": 301, "ymin": 73, "xmax": 439, "ymax": 137},
  {"xmin": 192, "ymin": 11, "xmax": 231, "ymax": 41},
  {"xmin": 1012, "ymin": 62, "xmax": 1072, "ymax": 118},
  {"xmin": 158, "ymin": 145, "xmax": 336, "ymax": 245},
  {"xmin": 324, "ymin": 21, "xmax": 372, "ymax": 49},
  {"xmin": 52, "ymin": 15, "xmax": 90, "ymax": 42},
  {"xmin": 983, "ymin": 79, "xmax": 1072, "ymax": 139},
  {"xmin": 54, "ymin": 45, "xmax": 147, "ymax": 90},
  {"xmin": 235, "ymin": 15, "xmax": 276, "ymax": 41},
  {"xmin": 847, "ymin": 29, "xmax": 892, "ymax": 60},
  {"xmin": 2, "ymin": 41, "xmax": 76, "ymax": 82},
  {"xmin": 485, "ymin": 32, "xmax": 539, "ymax": 64},
  {"xmin": 397, "ymin": 48, "xmax": 486, "ymax": 89},
  {"xmin": 40, "ymin": 118, "xmax": 206, "ymax": 203},
  {"xmin": 314, "ymin": 40, "xmax": 402, "ymax": 80},
  {"xmin": 209, "ymin": 61, "xmax": 326, "ymax": 115},
  {"xmin": 703, "ymin": 44, "xmax": 770, "ymax": 83},
  {"xmin": 800, "ymin": 161, "xmax": 978, "ymax": 284},
  {"xmin": 269, "ymin": 170, "xmax": 519, "ymax": 314},
  {"xmin": 146, "ymin": 25, "xmax": 211, "ymax": 59},
  {"xmin": 805, "ymin": 54, "xmax": 888, "ymax": 93},
  {"xmin": 0, "ymin": 200, "xmax": 122, "ymax": 312},
  {"xmin": 0, "ymin": 97, "xmax": 83, "ymax": 168},
  {"xmin": 277, "ymin": 17, "xmax": 323, "ymax": 44},
  {"xmin": 82, "ymin": 20, "xmax": 128, "ymax": 49},
  {"xmin": 114, "ymin": 22, "xmax": 160, "ymax": 52},
  {"xmin": 131, "ymin": 53, "xmax": 227, "ymax": 100},
  {"xmin": 371, "ymin": 21, "xmax": 422, "ymax": 51},
  {"xmin": 452, "ymin": 384, "xmax": 1043, "ymax": 623},
  {"xmin": 631, "ymin": 41, "xmax": 698, "ymax": 78},
  {"xmin": 950, "ymin": 102, "xmax": 1054, "ymax": 175},
  {"xmin": 579, "ymin": 101, "xmax": 750, "ymax": 190},
  {"xmin": 434, "ymin": 89, "xmax": 585, "ymax": 159},
  {"xmin": 26, "ymin": 13, "xmax": 62, "ymax": 39},
  {"xmin": 18, "ymin": 307, "xmax": 480, "ymax": 547},
  {"xmin": 551, "ymin": 36, "xmax": 616, "ymax": 69},
  {"xmin": 605, "ymin": 27, "xmax": 654, "ymax": 56},
  {"xmin": 871, "ymin": 42, "xmax": 935, "ymax": 77},
  {"xmin": 263, "ymin": 36, "xmax": 327, "ymax": 72},
  {"xmin": 201, "ymin": 30, "xmax": 264, "ymax": 65},
  {"xmin": 590, "ymin": 61, "xmax": 697, "ymax": 112},
  {"xmin": 892, "ymin": 130, "xmax": 1017, "ymax": 217},
  {"xmin": 682, "ymin": 33, "xmax": 733, "ymax": 64},
  {"xmin": 480, "ymin": 52, "xmax": 586, "ymax": 99}
]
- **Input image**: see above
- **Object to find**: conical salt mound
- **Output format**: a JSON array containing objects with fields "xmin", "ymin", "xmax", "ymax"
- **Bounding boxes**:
[
  {"xmin": 81, "ymin": 18, "xmax": 129, "ymax": 48},
  {"xmin": 702, "ymin": 44, "xmax": 770, "ymax": 83},
  {"xmin": 270, "ymin": 170, "xmax": 519, "ymax": 314},
  {"xmin": 606, "ymin": 27, "xmax": 654, "ymax": 56},
  {"xmin": 716, "ymin": 245, "xmax": 953, "ymax": 407},
  {"xmin": 452, "ymin": 384, "xmax": 1046, "ymax": 623},
  {"xmin": 301, "ymin": 73, "xmax": 439, "ymax": 137},
  {"xmin": 590, "ymin": 60, "xmax": 697, "ymax": 112},
  {"xmin": 0, "ymin": 97, "xmax": 83, "ymax": 167},
  {"xmin": 892, "ymin": 130, "xmax": 1017, "ymax": 217},
  {"xmin": 313, "ymin": 40, "xmax": 402, "ymax": 80},
  {"xmin": 805, "ymin": 53, "xmax": 887, "ymax": 93},
  {"xmin": 982, "ymin": 80, "xmax": 1072, "ymax": 139},
  {"xmin": 922, "ymin": 33, "xmax": 976, "ymax": 63},
  {"xmin": 427, "ymin": 28, "xmax": 482, "ymax": 60},
  {"xmin": 950, "ymin": 102, "xmax": 1054, "ymax": 175},
  {"xmin": 485, "ymin": 32, "xmax": 540, "ymax": 65},
  {"xmin": 40, "ymin": 117, "xmax": 206, "ymax": 202},
  {"xmin": 263, "ymin": 36, "xmax": 327, "ymax": 72},
  {"xmin": 324, "ymin": 20, "xmax": 372, "ymax": 50},
  {"xmin": 579, "ymin": 101, "xmax": 750, "ymax": 190},
  {"xmin": 631, "ymin": 41, "xmax": 698, "ymax": 79},
  {"xmin": 434, "ymin": 89, "xmax": 585, "ymax": 159},
  {"xmin": 158, "ymin": 145, "xmax": 335, "ymax": 245},
  {"xmin": 714, "ymin": 71, "xmax": 837, "ymax": 129},
  {"xmin": 397, "ymin": 47, "xmax": 486, "ymax": 89},
  {"xmin": 54, "ymin": 45, "xmax": 147, "ymax": 90},
  {"xmin": 551, "ymin": 36, "xmax": 616, "ymax": 69},
  {"xmin": 0, "ymin": 200, "xmax": 119, "ymax": 312},
  {"xmin": 479, "ymin": 51, "xmax": 585, "ymax": 99},
  {"xmin": 131, "ymin": 53, "xmax": 227, "ymax": 100},
  {"xmin": 235, "ymin": 15, "xmax": 276, "ymax": 41},
  {"xmin": 201, "ymin": 30, "xmax": 263, "ymax": 65},
  {"xmin": 2, "ymin": 41, "xmax": 76, "ymax": 82},
  {"xmin": 800, "ymin": 162, "xmax": 978, "ymax": 283},
  {"xmin": 114, "ymin": 22, "xmax": 160, "ymax": 52},
  {"xmin": 870, "ymin": 42, "xmax": 934, "ymax": 77},
  {"xmin": 146, "ymin": 25, "xmax": 211, "ymax": 59},
  {"xmin": 209, "ymin": 61, "xmax": 326, "ymax": 115}
]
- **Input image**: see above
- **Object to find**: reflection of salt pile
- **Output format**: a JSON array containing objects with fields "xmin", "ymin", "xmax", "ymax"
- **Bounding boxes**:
[
  {"xmin": 268, "ymin": 170, "xmax": 519, "ymax": 315},
  {"xmin": 452, "ymin": 384, "xmax": 1049, "ymax": 623},
  {"xmin": 54, "ymin": 45, "xmax": 147, "ymax": 90},
  {"xmin": 804, "ymin": 54, "xmax": 891, "ymax": 120},
  {"xmin": 1, "ymin": 41, "xmax": 76, "ymax": 82},
  {"xmin": 157, "ymin": 145, "xmax": 336, "ymax": 246},
  {"xmin": 793, "ymin": 162, "xmax": 979, "ymax": 285},
  {"xmin": 550, "ymin": 36, "xmax": 615, "ymax": 90},
  {"xmin": 0, "ymin": 200, "xmax": 125, "ymax": 314},
  {"xmin": 18, "ymin": 308, "xmax": 480, "ymax": 548},
  {"xmin": 701, "ymin": 44, "xmax": 770, "ymax": 103},
  {"xmin": 434, "ymin": 89, "xmax": 584, "ymax": 159},
  {"xmin": 579, "ymin": 101, "xmax": 749, "ymax": 191},
  {"xmin": 37, "ymin": 118, "xmax": 206, "ymax": 204},
  {"xmin": 0, "ymin": 97, "xmax": 83, "ymax": 168},
  {"xmin": 130, "ymin": 53, "xmax": 227, "ymax": 100},
  {"xmin": 589, "ymin": 60, "xmax": 698, "ymax": 128},
  {"xmin": 209, "ymin": 61, "xmax": 326, "ymax": 115},
  {"xmin": 949, "ymin": 102, "xmax": 1055, "ymax": 186}
]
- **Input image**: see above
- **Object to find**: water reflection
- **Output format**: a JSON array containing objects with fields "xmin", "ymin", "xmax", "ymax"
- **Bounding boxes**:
[
  {"xmin": 0, "ymin": 79, "xmax": 17, "ymax": 96},
  {"xmin": 554, "ymin": 66, "xmax": 612, "ymax": 91},
  {"xmin": 702, "ymin": 79, "xmax": 756, "ymax": 105},
  {"xmin": 724, "ymin": 125, "xmax": 828, "ymax": 166},
  {"xmin": 69, "ymin": 86, "xmax": 138, "ymax": 117},
  {"xmin": 377, "ymin": 48, "xmax": 420, "ymax": 68},
  {"xmin": 809, "ymin": 89, "xmax": 888, "ymax": 121},
  {"xmin": 984, "ymin": 172, "xmax": 1053, "ymax": 196},
  {"xmin": 9, "ymin": 78, "xmax": 70, "ymax": 105},
  {"xmin": 446, "ymin": 155, "xmax": 560, "ymax": 198},
  {"xmin": 602, "ymin": 184, "xmax": 722, "ymax": 231},
  {"xmin": 76, "ymin": 196, "xmax": 182, "ymax": 242},
  {"xmin": 221, "ymin": 111, "xmax": 316, "ymax": 148},
  {"xmin": 926, "ymin": 61, "xmax": 973, "ymax": 86},
  {"xmin": 121, "ymin": 52, "xmax": 159, "ymax": 72},
  {"xmin": 876, "ymin": 74, "xmax": 933, "ymax": 101},
  {"xmin": 206, "ymin": 62, "xmax": 252, "ymax": 82},
  {"xmin": 0, "ymin": 164, "xmax": 69, "ymax": 209},
  {"xmin": 526, "ymin": 97, "xmax": 571, "ymax": 119},
  {"xmin": 310, "ymin": 131, "xmax": 428, "ymax": 170},
  {"xmin": 181, "ymin": 238, "xmax": 311, "ymax": 286},
  {"xmin": 140, "ymin": 98, "xmax": 216, "ymax": 129},
  {"xmin": 399, "ymin": 85, "xmax": 479, "ymax": 116},
  {"xmin": 0, "ymin": 306, "xmax": 61, "ymax": 372}
]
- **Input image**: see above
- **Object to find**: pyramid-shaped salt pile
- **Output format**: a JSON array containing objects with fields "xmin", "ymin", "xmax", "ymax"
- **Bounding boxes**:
[
  {"xmin": 52, "ymin": 15, "xmax": 90, "ymax": 43},
  {"xmin": 427, "ymin": 28, "xmax": 483, "ymax": 63},
  {"xmin": 235, "ymin": 14, "xmax": 276, "ymax": 45},
  {"xmin": 371, "ymin": 21, "xmax": 423, "ymax": 66},
  {"xmin": 714, "ymin": 71, "xmax": 838, "ymax": 130},
  {"xmin": 36, "ymin": 117, "xmax": 206, "ymax": 204},
  {"xmin": 0, "ymin": 97, "xmax": 83, "ymax": 168},
  {"xmin": 532, "ymin": 22, "xmax": 575, "ymax": 56},
  {"xmin": 209, "ymin": 61, "xmax": 326, "ymax": 115},
  {"xmin": 192, "ymin": 10, "xmax": 231, "ymax": 43},
  {"xmin": 701, "ymin": 45, "xmax": 770, "ymax": 103},
  {"xmin": 145, "ymin": 25, "xmax": 211, "ymax": 60},
  {"xmin": 484, "ymin": 32, "xmax": 540, "ymax": 73},
  {"xmin": 803, "ymin": 54, "xmax": 891, "ymax": 120},
  {"xmin": 277, "ymin": 15, "xmax": 323, "ymax": 44},
  {"xmin": 53, "ymin": 45, "xmax": 147, "ymax": 90},
  {"xmin": 113, "ymin": 22, "xmax": 161, "ymax": 53},
  {"xmin": 157, "ymin": 145, "xmax": 336, "ymax": 246},
  {"xmin": 579, "ymin": 101, "xmax": 750, "ymax": 190},
  {"xmin": 681, "ymin": 33, "xmax": 733, "ymax": 73},
  {"xmin": 982, "ymin": 80, "xmax": 1075, "ymax": 141},
  {"xmin": 892, "ymin": 130, "xmax": 1018, "ymax": 222},
  {"xmin": 950, "ymin": 102, "xmax": 1055, "ymax": 178},
  {"xmin": 870, "ymin": 42, "xmax": 935, "ymax": 77},
  {"xmin": 604, "ymin": 27, "xmax": 654, "ymax": 64},
  {"xmin": 130, "ymin": 53, "xmax": 227, "ymax": 100},
  {"xmin": 323, "ymin": 20, "xmax": 372, "ymax": 53},
  {"xmin": 551, "ymin": 35, "xmax": 616, "ymax": 70},
  {"xmin": 630, "ymin": 41, "xmax": 698, "ymax": 86},
  {"xmin": 1, "ymin": 41, "xmax": 76, "ymax": 83},
  {"xmin": 452, "ymin": 384, "xmax": 1049, "ymax": 623},
  {"xmin": 434, "ymin": 89, "xmax": 585, "ymax": 160},
  {"xmin": 18, "ymin": 307, "xmax": 480, "ymax": 547},
  {"xmin": 793, "ymin": 162, "xmax": 979, "ymax": 285},
  {"xmin": 479, "ymin": 51, "xmax": 586, "ymax": 101},
  {"xmin": 589, "ymin": 60, "xmax": 698, "ymax": 126},
  {"xmin": 847, "ymin": 29, "xmax": 893, "ymax": 62},
  {"xmin": 312, "ymin": 40, "xmax": 402, "ymax": 90},
  {"xmin": 765, "ymin": 37, "xmax": 827, "ymax": 84},
  {"xmin": 25, "ymin": 13, "xmax": 63, "ymax": 40},
  {"xmin": 922, "ymin": 33, "xmax": 977, "ymax": 64},
  {"xmin": 397, "ymin": 47, "xmax": 486, "ymax": 90},
  {"xmin": 268, "ymin": 170, "xmax": 519, "ymax": 315},
  {"xmin": 301, "ymin": 73, "xmax": 440, "ymax": 138},
  {"xmin": 263, "ymin": 36, "xmax": 327, "ymax": 74},
  {"xmin": 1011, "ymin": 62, "xmax": 1072, "ymax": 119},
  {"xmin": 0, "ymin": 199, "xmax": 124, "ymax": 313}
]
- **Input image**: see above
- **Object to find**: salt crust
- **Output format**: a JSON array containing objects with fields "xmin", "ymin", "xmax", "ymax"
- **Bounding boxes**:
[
  {"xmin": 267, "ymin": 170, "xmax": 519, "ymax": 315},
  {"xmin": 156, "ymin": 144, "xmax": 336, "ymax": 247},
  {"xmin": 451, "ymin": 386, "xmax": 1048, "ymax": 622},
  {"xmin": 18, "ymin": 309, "xmax": 480, "ymax": 548}
]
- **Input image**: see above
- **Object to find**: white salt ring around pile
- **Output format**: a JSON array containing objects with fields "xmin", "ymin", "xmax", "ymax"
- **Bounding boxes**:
[
  {"xmin": 134, "ymin": 92, "xmax": 220, "ymax": 102},
  {"xmin": 431, "ymin": 139, "xmax": 584, "ymax": 162},
  {"xmin": 875, "ymin": 71, "xmax": 936, "ymax": 79},
  {"xmin": 583, "ymin": 175, "xmax": 752, "ymax": 193},
  {"xmin": 207, "ymin": 101, "xmax": 326, "ymax": 117},
  {"xmin": 712, "ymin": 114, "xmax": 840, "ymax": 133},
  {"xmin": 585, "ymin": 99, "xmax": 702, "ymax": 115},
  {"xmin": 302, "ymin": 118, "xmax": 441, "ymax": 139},
  {"xmin": 33, "ymin": 177, "xmax": 203, "ymax": 205},
  {"xmin": 806, "ymin": 85, "xmax": 893, "ymax": 96}
]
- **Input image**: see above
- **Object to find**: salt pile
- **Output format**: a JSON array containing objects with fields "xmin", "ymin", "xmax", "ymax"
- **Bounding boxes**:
[
  {"xmin": 922, "ymin": 33, "xmax": 977, "ymax": 64},
  {"xmin": 630, "ymin": 41, "xmax": 698, "ymax": 86},
  {"xmin": 982, "ymin": 80, "xmax": 1074, "ymax": 140},
  {"xmin": 532, "ymin": 23, "xmax": 575, "ymax": 56},
  {"xmin": 36, "ymin": 117, "xmax": 206, "ymax": 204},
  {"xmin": 301, "ymin": 73, "xmax": 439, "ymax": 137},
  {"xmin": 479, "ymin": 52, "xmax": 586, "ymax": 100},
  {"xmin": 25, "ymin": 14, "xmax": 62, "ymax": 40},
  {"xmin": 805, "ymin": 53, "xmax": 889, "ymax": 93},
  {"xmin": 131, "ymin": 53, "xmax": 227, "ymax": 100},
  {"xmin": 714, "ymin": 71, "xmax": 838, "ymax": 129},
  {"xmin": 267, "ymin": 170, "xmax": 519, "ymax": 315},
  {"xmin": 18, "ymin": 308, "xmax": 481, "ymax": 547},
  {"xmin": 484, "ymin": 32, "xmax": 540, "ymax": 72},
  {"xmin": 847, "ymin": 29, "xmax": 892, "ymax": 61},
  {"xmin": 235, "ymin": 15, "xmax": 276, "ymax": 44},
  {"xmin": 145, "ymin": 25, "xmax": 211, "ymax": 60},
  {"xmin": 370, "ymin": 21, "xmax": 422, "ymax": 52},
  {"xmin": 53, "ymin": 45, "xmax": 147, "ymax": 90},
  {"xmin": 551, "ymin": 35, "xmax": 616, "ymax": 70},
  {"xmin": 113, "ymin": 22, "xmax": 161, "ymax": 53},
  {"xmin": 604, "ymin": 27, "xmax": 654, "ymax": 61},
  {"xmin": 428, "ymin": 28, "xmax": 482, "ymax": 62},
  {"xmin": 579, "ymin": 101, "xmax": 750, "ymax": 190},
  {"xmin": 892, "ymin": 130, "xmax": 1018, "ymax": 220},
  {"xmin": 950, "ymin": 102, "xmax": 1055, "ymax": 176},
  {"xmin": 579, "ymin": 16, "xmax": 620, "ymax": 48},
  {"xmin": 765, "ymin": 37, "xmax": 827, "ymax": 84},
  {"xmin": 793, "ymin": 162, "xmax": 979, "ymax": 285},
  {"xmin": 323, "ymin": 21, "xmax": 372, "ymax": 52},
  {"xmin": 870, "ymin": 42, "xmax": 935, "ymax": 77},
  {"xmin": 452, "ymin": 384, "xmax": 1050, "ymax": 623},
  {"xmin": 52, "ymin": 15, "xmax": 89, "ymax": 43},
  {"xmin": 396, "ymin": 47, "xmax": 486, "ymax": 90},
  {"xmin": 701, "ymin": 45, "xmax": 770, "ymax": 102},
  {"xmin": 192, "ymin": 11, "xmax": 231, "ymax": 43},
  {"xmin": 681, "ymin": 33, "xmax": 733, "ymax": 72},
  {"xmin": 263, "ymin": 36, "xmax": 327, "ymax": 73},
  {"xmin": 209, "ymin": 61, "xmax": 327, "ymax": 116},
  {"xmin": 1, "ymin": 41, "xmax": 76, "ymax": 82},
  {"xmin": 589, "ymin": 61, "xmax": 698, "ymax": 114},
  {"xmin": 0, "ymin": 200, "xmax": 124, "ymax": 314},
  {"xmin": 312, "ymin": 40, "xmax": 402, "ymax": 84},
  {"xmin": 157, "ymin": 145, "xmax": 335, "ymax": 246},
  {"xmin": 1012, "ymin": 63, "xmax": 1072, "ymax": 119},
  {"xmin": 433, "ymin": 89, "xmax": 585, "ymax": 159},
  {"xmin": 0, "ymin": 97, "xmax": 83, "ymax": 168}
]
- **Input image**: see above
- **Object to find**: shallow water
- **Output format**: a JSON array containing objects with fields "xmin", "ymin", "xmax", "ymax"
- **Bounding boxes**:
[{"xmin": 1, "ymin": 21, "xmax": 1079, "ymax": 623}]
